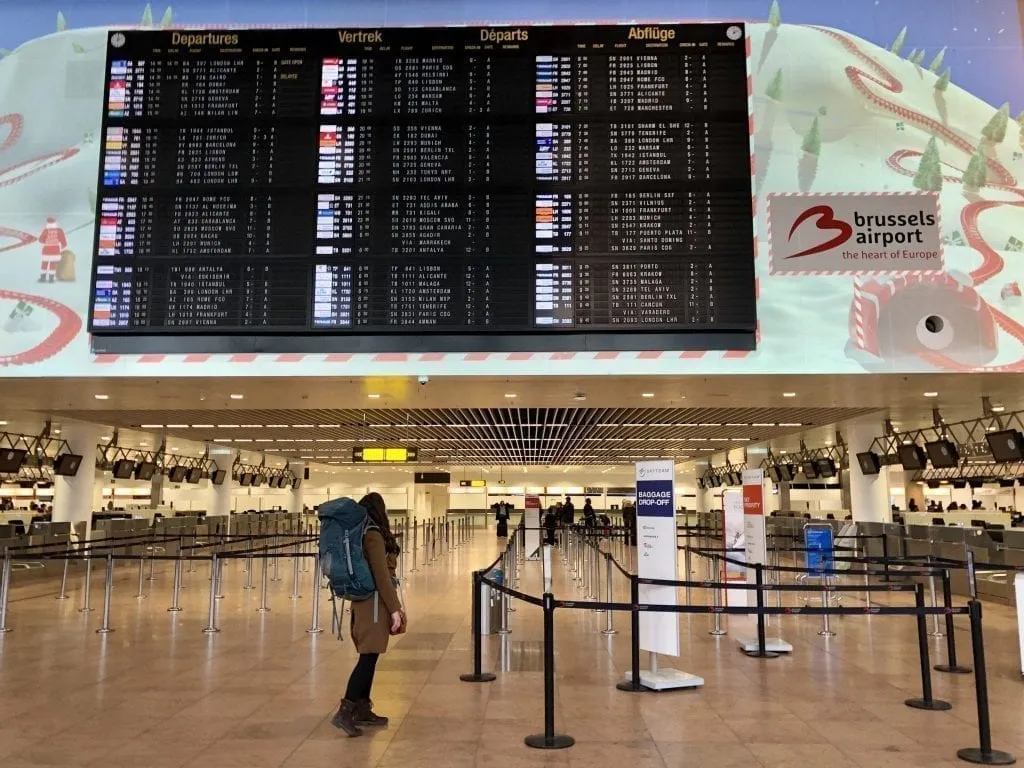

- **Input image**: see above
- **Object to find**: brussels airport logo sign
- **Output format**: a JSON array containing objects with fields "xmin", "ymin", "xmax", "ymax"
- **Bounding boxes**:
[{"xmin": 768, "ymin": 192, "xmax": 942, "ymax": 275}]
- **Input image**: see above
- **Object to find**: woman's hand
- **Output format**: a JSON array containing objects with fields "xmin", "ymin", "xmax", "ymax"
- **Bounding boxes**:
[{"xmin": 391, "ymin": 610, "xmax": 404, "ymax": 634}]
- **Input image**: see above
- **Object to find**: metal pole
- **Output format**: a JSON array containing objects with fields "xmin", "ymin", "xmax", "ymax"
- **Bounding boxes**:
[
  {"xmin": 819, "ymin": 576, "xmax": 835, "ymax": 637},
  {"xmin": 271, "ymin": 536, "xmax": 282, "ymax": 582},
  {"xmin": 904, "ymin": 582, "xmax": 951, "ymax": 711},
  {"xmin": 861, "ymin": 540, "xmax": 872, "ymax": 610},
  {"xmin": 524, "ymin": 592, "xmax": 575, "ymax": 750},
  {"xmin": 616, "ymin": 576, "xmax": 642, "ymax": 691},
  {"xmin": 168, "ymin": 558, "xmax": 183, "ymax": 612},
  {"xmin": 136, "ymin": 556, "xmax": 148, "ymax": 600},
  {"xmin": 215, "ymin": 555, "xmax": 225, "ymax": 599},
  {"xmin": 291, "ymin": 544, "xmax": 302, "ymax": 600},
  {"xmin": 460, "ymin": 571, "xmax": 496, "ymax": 683},
  {"xmin": 306, "ymin": 558, "xmax": 323, "ymax": 634},
  {"xmin": 56, "ymin": 547, "xmax": 71, "ymax": 601},
  {"xmin": 928, "ymin": 570, "xmax": 944, "ymax": 638},
  {"xmin": 202, "ymin": 555, "xmax": 220, "ymax": 634},
  {"xmin": 187, "ymin": 530, "xmax": 197, "ymax": 573},
  {"xmin": 602, "ymin": 554, "xmax": 617, "ymax": 635},
  {"xmin": 592, "ymin": 540, "xmax": 604, "ymax": 611},
  {"xmin": 935, "ymin": 569, "xmax": 971, "ymax": 674},
  {"xmin": 710, "ymin": 555, "xmax": 726, "ymax": 636},
  {"xmin": 79, "ymin": 555, "xmax": 94, "ymax": 613},
  {"xmin": 0, "ymin": 549, "xmax": 12, "ymax": 633},
  {"xmin": 684, "ymin": 545, "xmax": 692, "ymax": 604},
  {"xmin": 410, "ymin": 520, "xmax": 419, "ymax": 573},
  {"xmin": 258, "ymin": 548, "xmax": 271, "ymax": 613},
  {"xmin": 243, "ymin": 552, "xmax": 255, "ymax": 590},
  {"xmin": 96, "ymin": 552, "xmax": 115, "ymax": 634},
  {"xmin": 147, "ymin": 543, "xmax": 157, "ymax": 581}
]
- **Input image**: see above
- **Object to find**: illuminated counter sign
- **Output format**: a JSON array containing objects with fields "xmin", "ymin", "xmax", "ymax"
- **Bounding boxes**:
[
  {"xmin": 88, "ymin": 24, "xmax": 756, "ymax": 355},
  {"xmin": 352, "ymin": 446, "xmax": 419, "ymax": 463},
  {"xmin": 459, "ymin": 479, "xmax": 487, "ymax": 487}
]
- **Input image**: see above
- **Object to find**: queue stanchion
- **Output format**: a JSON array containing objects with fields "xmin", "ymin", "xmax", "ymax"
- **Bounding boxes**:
[
  {"xmin": 934, "ymin": 568, "xmax": 971, "ymax": 674},
  {"xmin": 928, "ymin": 561, "xmax": 944, "ymax": 638},
  {"xmin": 957, "ymin": 599, "xmax": 1016, "ymax": 765},
  {"xmin": 202, "ymin": 554, "xmax": 221, "ymax": 634},
  {"xmin": 460, "ymin": 570, "xmax": 496, "ymax": 683},
  {"xmin": 96, "ymin": 552, "xmax": 115, "ymax": 635},
  {"xmin": 881, "ymin": 535, "xmax": 891, "ymax": 583},
  {"xmin": 746, "ymin": 563, "xmax": 778, "ymax": 658},
  {"xmin": 290, "ymin": 542, "xmax": 302, "ymax": 600},
  {"xmin": 271, "ymin": 535, "xmax": 282, "ymax": 582},
  {"xmin": 410, "ymin": 519, "xmax": 419, "ymax": 573},
  {"xmin": 601, "ymin": 553, "xmax": 617, "ymax": 636},
  {"xmin": 0, "ymin": 548, "xmax": 12, "ymax": 633},
  {"xmin": 710, "ymin": 555, "xmax": 726, "ymax": 637},
  {"xmin": 905, "ymin": 582, "xmax": 951, "ymax": 711},
  {"xmin": 135, "ymin": 554, "xmax": 148, "ymax": 600},
  {"xmin": 616, "ymin": 574, "xmax": 643, "ymax": 692},
  {"xmin": 257, "ymin": 548, "xmax": 271, "ymax": 613},
  {"xmin": 56, "ymin": 541, "xmax": 71, "ymax": 601},
  {"xmin": 819, "ymin": 575, "xmax": 836, "ymax": 638},
  {"xmin": 79, "ymin": 555, "xmax": 95, "ymax": 614},
  {"xmin": 306, "ymin": 557, "xmax": 324, "ymax": 635},
  {"xmin": 525, "ymin": 592, "xmax": 574, "ymax": 750},
  {"xmin": 684, "ymin": 545, "xmax": 693, "ymax": 605},
  {"xmin": 168, "ymin": 558, "xmax": 183, "ymax": 612}
]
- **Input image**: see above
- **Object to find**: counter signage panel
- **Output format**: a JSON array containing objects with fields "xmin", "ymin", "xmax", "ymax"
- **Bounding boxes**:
[{"xmin": 88, "ymin": 25, "xmax": 756, "ymax": 353}]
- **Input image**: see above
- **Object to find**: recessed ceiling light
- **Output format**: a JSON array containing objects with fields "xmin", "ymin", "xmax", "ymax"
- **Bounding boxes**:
[
  {"xmin": 0, "ymin": 420, "xmax": 7, "ymax": 426},
  {"xmin": 641, "ymin": 392, "xmax": 655, "ymax": 398},
  {"xmin": 166, "ymin": 424, "xmax": 188, "ymax": 429},
  {"xmin": 923, "ymin": 391, "xmax": 939, "ymax": 398},
  {"xmin": 782, "ymin": 392, "xmax": 796, "ymax": 398},
  {"xmin": 504, "ymin": 393, "xmax": 517, "ymax": 399},
  {"xmin": 94, "ymin": 394, "xmax": 109, "ymax": 400},
  {"xmin": 229, "ymin": 393, "xmax": 244, "ymax": 400},
  {"xmin": 140, "ymin": 424, "xmax": 164, "ymax": 429},
  {"xmin": 191, "ymin": 424, "xmax": 214, "ymax": 429},
  {"xmin": 573, "ymin": 393, "xmax": 587, "ymax": 402},
  {"xmin": 991, "ymin": 405, "xmax": 1006, "ymax": 413}
]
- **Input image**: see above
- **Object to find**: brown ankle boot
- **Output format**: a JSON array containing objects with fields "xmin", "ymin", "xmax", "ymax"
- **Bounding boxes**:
[
  {"xmin": 354, "ymin": 699, "xmax": 388, "ymax": 727},
  {"xmin": 330, "ymin": 699, "xmax": 363, "ymax": 737}
]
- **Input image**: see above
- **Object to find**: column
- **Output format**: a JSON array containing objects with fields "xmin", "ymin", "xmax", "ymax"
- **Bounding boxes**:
[
  {"xmin": 289, "ymin": 462, "xmax": 305, "ymax": 515},
  {"xmin": 52, "ymin": 421, "xmax": 102, "ymax": 530},
  {"xmin": 150, "ymin": 473, "xmax": 164, "ymax": 509},
  {"xmin": 777, "ymin": 481, "xmax": 792, "ymax": 512},
  {"xmin": 845, "ymin": 416, "xmax": 891, "ymax": 523},
  {"xmin": 208, "ymin": 446, "xmax": 237, "ymax": 517}
]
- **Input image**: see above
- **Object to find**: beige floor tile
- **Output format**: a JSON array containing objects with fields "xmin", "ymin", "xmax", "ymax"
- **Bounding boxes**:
[{"xmin": 748, "ymin": 743, "xmax": 859, "ymax": 768}]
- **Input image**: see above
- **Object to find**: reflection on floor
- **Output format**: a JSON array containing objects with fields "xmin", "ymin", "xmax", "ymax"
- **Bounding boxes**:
[{"xmin": 0, "ymin": 528, "xmax": 1022, "ymax": 768}]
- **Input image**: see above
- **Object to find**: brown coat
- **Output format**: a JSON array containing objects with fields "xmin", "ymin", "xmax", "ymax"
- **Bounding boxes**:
[{"xmin": 349, "ymin": 528, "xmax": 401, "ymax": 655}]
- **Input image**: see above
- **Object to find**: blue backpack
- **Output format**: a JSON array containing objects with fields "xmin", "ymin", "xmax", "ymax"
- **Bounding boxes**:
[{"xmin": 318, "ymin": 497, "xmax": 378, "ymax": 601}]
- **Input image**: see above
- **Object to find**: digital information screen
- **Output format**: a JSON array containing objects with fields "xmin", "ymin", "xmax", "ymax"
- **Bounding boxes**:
[{"xmin": 88, "ymin": 24, "xmax": 756, "ymax": 354}]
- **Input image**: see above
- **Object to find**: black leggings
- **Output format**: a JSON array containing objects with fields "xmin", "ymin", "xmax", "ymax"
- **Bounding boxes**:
[{"xmin": 344, "ymin": 653, "xmax": 379, "ymax": 701}]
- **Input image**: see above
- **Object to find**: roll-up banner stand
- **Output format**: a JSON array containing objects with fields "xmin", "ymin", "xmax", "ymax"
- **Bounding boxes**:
[
  {"xmin": 736, "ymin": 468, "xmax": 792, "ymax": 654},
  {"xmin": 722, "ymin": 489, "xmax": 747, "ymax": 605},
  {"xmin": 524, "ymin": 495, "xmax": 541, "ymax": 561},
  {"xmin": 625, "ymin": 460, "xmax": 703, "ymax": 691},
  {"xmin": 1015, "ymin": 573, "xmax": 1024, "ymax": 677}
]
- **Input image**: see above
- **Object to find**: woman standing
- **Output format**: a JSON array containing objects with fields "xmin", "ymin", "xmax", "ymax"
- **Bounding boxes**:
[{"xmin": 331, "ymin": 492, "xmax": 405, "ymax": 737}]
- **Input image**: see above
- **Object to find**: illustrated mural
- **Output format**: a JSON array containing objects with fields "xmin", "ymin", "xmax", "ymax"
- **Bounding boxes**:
[{"xmin": 0, "ymin": 0, "xmax": 1022, "ymax": 377}]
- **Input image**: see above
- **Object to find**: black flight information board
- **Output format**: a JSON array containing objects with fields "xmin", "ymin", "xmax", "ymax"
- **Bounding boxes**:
[{"xmin": 88, "ymin": 24, "xmax": 756, "ymax": 354}]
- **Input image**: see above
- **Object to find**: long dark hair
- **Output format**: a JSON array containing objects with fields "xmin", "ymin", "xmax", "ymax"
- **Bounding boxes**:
[{"xmin": 359, "ymin": 492, "xmax": 400, "ymax": 555}]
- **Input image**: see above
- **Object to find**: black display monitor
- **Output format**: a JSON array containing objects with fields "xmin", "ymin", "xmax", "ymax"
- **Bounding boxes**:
[
  {"xmin": 168, "ymin": 466, "xmax": 188, "ymax": 483},
  {"xmin": 802, "ymin": 461, "xmax": 819, "ymax": 479},
  {"xmin": 897, "ymin": 443, "xmax": 927, "ymax": 471},
  {"xmin": 925, "ymin": 439, "xmax": 959, "ymax": 469},
  {"xmin": 185, "ymin": 467, "xmax": 203, "ymax": 484},
  {"xmin": 0, "ymin": 449, "xmax": 27, "ymax": 474},
  {"xmin": 252, "ymin": 474, "xmax": 265, "ymax": 487},
  {"xmin": 987, "ymin": 429, "xmax": 1024, "ymax": 462},
  {"xmin": 779, "ymin": 464, "xmax": 795, "ymax": 482},
  {"xmin": 53, "ymin": 453, "xmax": 83, "ymax": 477},
  {"xmin": 112, "ymin": 459, "xmax": 136, "ymax": 479},
  {"xmin": 856, "ymin": 451, "xmax": 881, "ymax": 476},
  {"xmin": 134, "ymin": 461, "xmax": 157, "ymax": 481},
  {"xmin": 211, "ymin": 469, "xmax": 228, "ymax": 486},
  {"xmin": 239, "ymin": 472, "xmax": 254, "ymax": 487},
  {"xmin": 291, "ymin": 477, "xmax": 302, "ymax": 490},
  {"xmin": 815, "ymin": 457, "xmax": 836, "ymax": 478},
  {"xmin": 86, "ymin": 24, "xmax": 757, "ymax": 356}
]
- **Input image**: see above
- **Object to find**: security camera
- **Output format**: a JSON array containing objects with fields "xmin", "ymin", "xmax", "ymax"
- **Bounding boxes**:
[{"xmin": 417, "ymin": 375, "xmax": 430, "ymax": 385}]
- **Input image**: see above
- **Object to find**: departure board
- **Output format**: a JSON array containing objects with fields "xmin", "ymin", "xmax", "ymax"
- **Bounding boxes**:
[{"xmin": 88, "ymin": 25, "xmax": 756, "ymax": 354}]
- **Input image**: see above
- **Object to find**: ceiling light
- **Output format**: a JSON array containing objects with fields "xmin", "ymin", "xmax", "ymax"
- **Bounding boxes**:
[
  {"xmin": 778, "ymin": 423, "xmax": 803, "ymax": 427},
  {"xmin": 191, "ymin": 424, "xmax": 214, "ymax": 429},
  {"xmin": 991, "ymin": 405, "xmax": 1006, "ymax": 413},
  {"xmin": 240, "ymin": 424, "xmax": 262, "ymax": 429},
  {"xmin": 368, "ymin": 393, "xmax": 381, "ymax": 399},
  {"xmin": 825, "ymin": 440, "xmax": 833, "ymax": 446},
  {"xmin": 504, "ymin": 393, "xmax": 517, "ymax": 399},
  {"xmin": 641, "ymin": 392, "xmax": 655, "ymax": 398},
  {"xmin": 100, "ymin": 436, "xmax": 111, "ymax": 442},
  {"xmin": 171, "ymin": 447, "xmax": 179, "ymax": 452},
  {"xmin": 782, "ymin": 392, "xmax": 796, "ymax": 398},
  {"xmin": 0, "ymin": 421, "xmax": 7, "ymax": 426},
  {"xmin": 166, "ymin": 424, "xmax": 188, "ymax": 429},
  {"xmin": 94, "ymin": 394, "xmax": 109, "ymax": 400},
  {"xmin": 573, "ymin": 393, "xmax": 587, "ymax": 402},
  {"xmin": 924, "ymin": 392, "xmax": 939, "ymax": 398},
  {"xmin": 780, "ymin": 450, "xmax": 787, "ymax": 454},
  {"xmin": 140, "ymin": 424, "xmax": 164, "ymax": 429},
  {"xmin": 318, "ymin": 424, "xmax": 341, "ymax": 428},
  {"xmin": 229, "ymin": 393, "xmax": 244, "ymax": 400}
]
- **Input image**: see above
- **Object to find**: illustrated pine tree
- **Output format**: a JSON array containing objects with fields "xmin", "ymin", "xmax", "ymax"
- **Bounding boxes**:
[
  {"xmin": 56, "ymin": 11, "xmax": 67, "ymax": 32},
  {"xmin": 982, "ymin": 103, "xmax": 1010, "ymax": 143},
  {"xmin": 934, "ymin": 68, "xmax": 951, "ymax": 92},
  {"xmin": 802, "ymin": 116, "xmax": 821, "ymax": 156},
  {"xmin": 160, "ymin": 7, "xmax": 174, "ymax": 28},
  {"xmin": 766, "ymin": 69, "xmax": 783, "ymax": 101},
  {"xmin": 890, "ymin": 26, "xmax": 907, "ymax": 55},
  {"xmin": 962, "ymin": 143, "xmax": 988, "ymax": 190},
  {"xmin": 912, "ymin": 49, "xmax": 926, "ymax": 66},
  {"xmin": 928, "ymin": 48, "xmax": 946, "ymax": 73},
  {"xmin": 141, "ymin": 3, "xmax": 153, "ymax": 26},
  {"xmin": 913, "ymin": 137, "xmax": 943, "ymax": 191},
  {"xmin": 768, "ymin": 0, "xmax": 781, "ymax": 27},
  {"xmin": 907, "ymin": 47, "xmax": 918, "ymax": 62}
]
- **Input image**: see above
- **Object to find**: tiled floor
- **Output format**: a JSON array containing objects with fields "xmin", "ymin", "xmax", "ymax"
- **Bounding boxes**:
[{"xmin": 0, "ymin": 527, "xmax": 1022, "ymax": 767}]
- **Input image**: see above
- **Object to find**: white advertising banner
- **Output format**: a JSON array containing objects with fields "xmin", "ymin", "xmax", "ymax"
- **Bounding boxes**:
[
  {"xmin": 742, "ymin": 468, "xmax": 767, "ymax": 588},
  {"xmin": 524, "ymin": 495, "xmax": 541, "ymax": 560},
  {"xmin": 636, "ymin": 460, "xmax": 679, "ymax": 658},
  {"xmin": 723, "ymin": 489, "xmax": 748, "ymax": 607},
  {"xmin": 769, "ymin": 192, "xmax": 941, "ymax": 275}
]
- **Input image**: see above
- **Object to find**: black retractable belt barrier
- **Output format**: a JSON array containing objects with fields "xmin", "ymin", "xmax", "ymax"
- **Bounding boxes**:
[
  {"xmin": 460, "ymin": 570, "xmax": 496, "ymax": 683},
  {"xmin": 616, "ymin": 574, "xmax": 644, "ymax": 693},
  {"xmin": 905, "ymin": 583, "xmax": 951, "ymax": 712},
  {"xmin": 745, "ymin": 563, "xmax": 778, "ymax": 659},
  {"xmin": 957, "ymin": 600, "xmax": 1016, "ymax": 765},
  {"xmin": 525, "ymin": 593, "xmax": 574, "ymax": 750},
  {"xmin": 934, "ymin": 568, "xmax": 972, "ymax": 675}
]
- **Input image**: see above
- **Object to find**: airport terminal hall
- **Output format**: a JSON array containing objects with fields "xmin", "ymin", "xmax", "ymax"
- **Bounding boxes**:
[{"xmin": 4, "ymin": 0, "xmax": 1024, "ymax": 766}]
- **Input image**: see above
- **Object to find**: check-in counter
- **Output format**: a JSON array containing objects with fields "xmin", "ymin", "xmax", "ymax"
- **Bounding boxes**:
[{"xmin": 903, "ymin": 511, "xmax": 1012, "ymax": 529}]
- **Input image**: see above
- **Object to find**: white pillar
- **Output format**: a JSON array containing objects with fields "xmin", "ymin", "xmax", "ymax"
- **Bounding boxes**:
[
  {"xmin": 53, "ymin": 422, "xmax": 102, "ymax": 529},
  {"xmin": 208, "ymin": 447, "xmax": 237, "ymax": 517},
  {"xmin": 777, "ymin": 482, "xmax": 792, "ymax": 512},
  {"xmin": 289, "ymin": 462, "xmax": 305, "ymax": 515},
  {"xmin": 150, "ymin": 473, "xmax": 164, "ymax": 509},
  {"xmin": 845, "ymin": 417, "xmax": 891, "ymax": 523}
]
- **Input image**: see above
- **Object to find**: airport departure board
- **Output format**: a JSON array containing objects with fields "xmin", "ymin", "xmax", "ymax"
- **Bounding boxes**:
[{"xmin": 88, "ymin": 24, "xmax": 756, "ymax": 354}]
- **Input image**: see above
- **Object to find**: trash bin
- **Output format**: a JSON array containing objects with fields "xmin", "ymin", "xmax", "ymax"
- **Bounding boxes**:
[{"xmin": 479, "ymin": 568, "xmax": 504, "ymax": 635}]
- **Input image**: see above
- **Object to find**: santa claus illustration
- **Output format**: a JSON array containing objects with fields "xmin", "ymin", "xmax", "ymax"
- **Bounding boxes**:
[{"xmin": 37, "ymin": 217, "xmax": 67, "ymax": 283}]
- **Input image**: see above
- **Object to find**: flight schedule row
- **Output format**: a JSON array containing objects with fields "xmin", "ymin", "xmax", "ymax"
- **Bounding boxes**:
[
  {"xmin": 91, "ymin": 258, "xmax": 751, "ymax": 332},
  {"xmin": 95, "ymin": 189, "xmax": 754, "ymax": 259}
]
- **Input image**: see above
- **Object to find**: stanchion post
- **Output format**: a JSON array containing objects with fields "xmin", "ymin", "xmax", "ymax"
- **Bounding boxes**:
[
  {"xmin": 136, "ymin": 555, "xmax": 148, "ymax": 600},
  {"xmin": 258, "ymin": 548, "xmax": 271, "ymax": 613},
  {"xmin": 525, "ymin": 592, "xmax": 574, "ymax": 750},
  {"xmin": 684, "ymin": 545, "xmax": 692, "ymax": 605},
  {"xmin": 746, "ymin": 563, "xmax": 779, "ymax": 658},
  {"xmin": 56, "ymin": 542, "xmax": 71, "ymax": 601},
  {"xmin": 79, "ymin": 555, "xmax": 94, "ymax": 613},
  {"xmin": 819, "ymin": 576, "xmax": 836, "ymax": 638},
  {"xmin": 168, "ymin": 558, "xmax": 183, "ymax": 612},
  {"xmin": 97, "ymin": 552, "xmax": 115, "ymax": 634},
  {"xmin": 290, "ymin": 542, "xmax": 302, "ymax": 600},
  {"xmin": 601, "ymin": 553, "xmax": 617, "ymax": 636},
  {"xmin": 0, "ymin": 549, "xmax": 12, "ymax": 633},
  {"xmin": 306, "ymin": 556, "xmax": 324, "ymax": 635},
  {"xmin": 881, "ymin": 535, "xmax": 891, "ymax": 583},
  {"xmin": 957, "ymin": 600, "xmax": 1016, "ymax": 765},
  {"xmin": 616, "ymin": 575, "xmax": 643, "ymax": 692},
  {"xmin": 202, "ymin": 555, "xmax": 220, "ymax": 634},
  {"xmin": 934, "ymin": 568, "xmax": 971, "ymax": 674},
  {"xmin": 710, "ymin": 556, "xmax": 726, "ymax": 636},
  {"xmin": 905, "ymin": 582, "xmax": 951, "ymax": 711},
  {"xmin": 928, "ymin": 562, "xmax": 944, "ymax": 637},
  {"xmin": 460, "ymin": 571, "xmax": 496, "ymax": 683}
]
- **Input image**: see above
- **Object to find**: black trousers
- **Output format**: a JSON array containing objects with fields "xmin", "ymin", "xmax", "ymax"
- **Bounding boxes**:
[{"xmin": 344, "ymin": 653, "xmax": 379, "ymax": 702}]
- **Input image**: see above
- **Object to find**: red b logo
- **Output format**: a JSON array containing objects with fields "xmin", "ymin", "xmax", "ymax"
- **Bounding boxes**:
[{"xmin": 787, "ymin": 205, "xmax": 853, "ymax": 258}]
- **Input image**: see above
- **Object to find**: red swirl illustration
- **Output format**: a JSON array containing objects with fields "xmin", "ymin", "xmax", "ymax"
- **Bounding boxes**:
[
  {"xmin": 0, "ymin": 289, "xmax": 82, "ymax": 366},
  {"xmin": 816, "ymin": 27, "xmax": 1024, "ymax": 371}
]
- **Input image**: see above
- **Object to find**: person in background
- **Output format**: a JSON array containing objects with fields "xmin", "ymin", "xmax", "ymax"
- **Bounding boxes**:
[
  {"xmin": 563, "ymin": 496, "xmax": 575, "ymax": 525},
  {"xmin": 959, "ymin": 503, "xmax": 968, "ymax": 511},
  {"xmin": 332, "ymin": 492, "xmax": 404, "ymax": 738},
  {"xmin": 583, "ymin": 497, "xmax": 596, "ymax": 528},
  {"xmin": 622, "ymin": 501, "xmax": 637, "ymax": 546},
  {"xmin": 543, "ymin": 505, "xmax": 557, "ymax": 545},
  {"xmin": 908, "ymin": 498, "xmax": 919, "ymax": 512}
]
